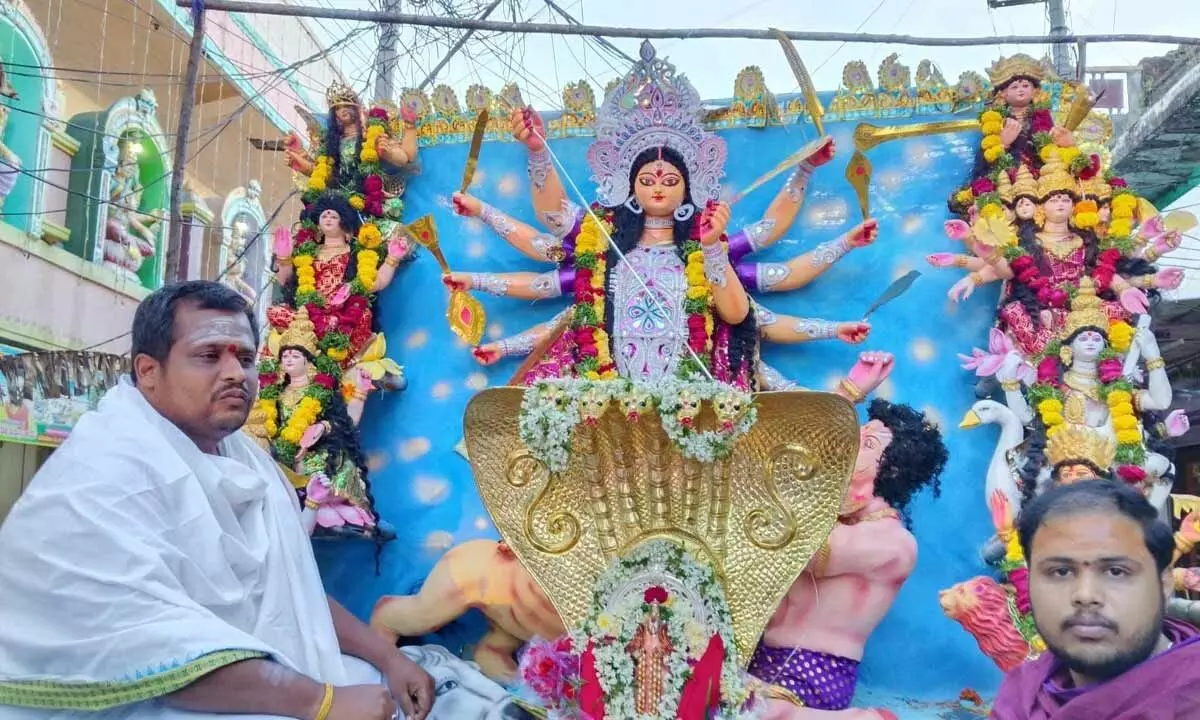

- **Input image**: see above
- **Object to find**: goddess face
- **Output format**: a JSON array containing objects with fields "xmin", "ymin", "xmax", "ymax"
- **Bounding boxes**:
[
  {"xmin": 1001, "ymin": 78, "xmax": 1036, "ymax": 108},
  {"xmin": 1070, "ymin": 329, "xmax": 1106, "ymax": 363},
  {"xmin": 841, "ymin": 419, "xmax": 894, "ymax": 515},
  {"xmin": 1044, "ymin": 193, "xmax": 1075, "ymax": 224},
  {"xmin": 280, "ymin": 348, "xmax": 309, "ymax": 379},
  {"xmin": 1099, "ymin": 203, "xmax": 1112, "ymax": 224},
  {"xmin": 335, "ymin": 105, "xmax": 357, "ymax": 126},
  {"xmin": 1057, "ymin": 463, "xmax": 1099, "ymax": 485},
  {"xmin": 1015, "ymin": 197, "xmax": 1037, "ymax": 221},
  {"xmin": 634, "ymin": 158, "xmax": 686, "ymax": 217},
  {"xmin": 318, "ymin": 209, "xmax": 345, "ymax": 238}
]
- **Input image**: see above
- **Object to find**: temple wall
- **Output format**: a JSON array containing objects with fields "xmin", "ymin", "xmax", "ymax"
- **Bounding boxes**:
[{"xmin": 318, "ymin": 115, "xmax": 1012, "ymax": 700}]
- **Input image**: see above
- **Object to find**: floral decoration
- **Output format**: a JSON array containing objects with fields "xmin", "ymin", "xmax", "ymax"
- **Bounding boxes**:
[
  {"xmin": 571, "ymin": 209, "xmax": 618, "ymax": 381},
  {"xmin": 518, "ymin": 379, "xmax": 758, "ymax": 473},
  {"xmin": 519, "ymin": 540, "xmax": 755, "ymax": 720}
]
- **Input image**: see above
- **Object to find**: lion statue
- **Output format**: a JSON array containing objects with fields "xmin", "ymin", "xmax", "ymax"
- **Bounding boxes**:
[{"xmin": 939, "ymin": 575, "xmax": 1036, "ymax": 672}]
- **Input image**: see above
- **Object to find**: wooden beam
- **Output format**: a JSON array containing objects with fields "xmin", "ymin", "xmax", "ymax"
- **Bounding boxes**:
[
  {"xmin": 171, "ymin": 1, "xmax": 1200, "ymax": 48},
  {"xmin": 167, "ymin": 0, "xmax": 207, "ymax": 283}
]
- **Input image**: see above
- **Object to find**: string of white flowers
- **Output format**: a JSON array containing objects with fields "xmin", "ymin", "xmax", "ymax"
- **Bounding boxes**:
[{"xmin": 518, "ymin": 378, "xmax": 756, "ymax": 473}]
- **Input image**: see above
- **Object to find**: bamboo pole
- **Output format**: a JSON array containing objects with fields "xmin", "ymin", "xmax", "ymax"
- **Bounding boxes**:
[
  {"xmin": 170, "ymin": 2, "xmax": 1200, "ymax": 48},
  {"xmin": 166, "ymin": 0, "xmax": 207, "ymax": 283}
]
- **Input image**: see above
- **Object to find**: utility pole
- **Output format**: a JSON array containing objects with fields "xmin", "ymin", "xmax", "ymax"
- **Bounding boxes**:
[
  {"xmin": 986, "ymin": 0, "xmax": 1073, "ymax": 77},
  {"xmin": 1046, "ymin": 0, "xmax": 1073, "ymax": 77},
  {"xmin": 374, "ymin": 0, "xmax": 399, "ymax": 101},
  {"xmin": 167, "ymin": 0, "xmax": 206, "ymax": 283}
]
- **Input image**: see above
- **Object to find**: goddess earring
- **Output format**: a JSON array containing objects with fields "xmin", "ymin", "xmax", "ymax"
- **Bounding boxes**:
[
  {"xmin": 673, "ymin": 203, "xmax": 695, "ymax": 222},
  {"xmin": 1034, "ymin": 206, "xmax": 1046, "ymax": 229},
  {"xmin": 624, "ymin": 196, "xmax": 643, "ymax": 215},
  {"xmin": 1059, "ymin": 346, "xmax": 1073, "ymax": 366}
]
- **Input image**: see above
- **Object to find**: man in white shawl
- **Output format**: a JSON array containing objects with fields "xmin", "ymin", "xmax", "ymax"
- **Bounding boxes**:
[{"xmin": 0, "ymin": 282, "xmax": 435, "ymax": 720}]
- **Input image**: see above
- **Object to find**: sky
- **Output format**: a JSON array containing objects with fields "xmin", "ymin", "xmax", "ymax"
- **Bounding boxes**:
[{"xmin": 306, "ymin": 0, "xmax": 1199, "ymax": 110}]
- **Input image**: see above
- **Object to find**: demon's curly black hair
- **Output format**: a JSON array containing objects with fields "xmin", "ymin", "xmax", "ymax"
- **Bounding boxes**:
[
  {"xmin": 606, "ymin": 146, "xmax": 758, "ymax": 382},
  {"xmin": 867, "ymin": 399, "xmax": 949, "ymax": 523}
]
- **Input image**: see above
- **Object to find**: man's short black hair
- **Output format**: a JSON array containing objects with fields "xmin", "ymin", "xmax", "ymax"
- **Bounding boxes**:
[
  {"xmin": 130, "ymin": 281, "xmax": 259, "ymax": 385},
  {"xmin": 1017, "ymin": 480, "xmax": 1175, "ymax": 573}
]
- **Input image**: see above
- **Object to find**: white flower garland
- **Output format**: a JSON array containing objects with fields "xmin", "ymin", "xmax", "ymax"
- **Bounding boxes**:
[
  {"xmin": 573, "ymin": 540, "xmax": 756, "ymax": 720},
  {"xmin": 518, "ymin": 379, "xmax": 756, "ymax": 472}
]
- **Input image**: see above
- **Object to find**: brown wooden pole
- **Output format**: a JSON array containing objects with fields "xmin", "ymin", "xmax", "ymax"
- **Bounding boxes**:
[
  {"xmin": 171, "ymin": 2, "xmax": 1200, "ymax": 48},
  {"xmin": 166, "ymin": 0, "xmax": 207, "ymax": 283}
]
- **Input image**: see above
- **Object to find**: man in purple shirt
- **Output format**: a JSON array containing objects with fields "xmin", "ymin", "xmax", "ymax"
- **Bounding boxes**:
[{"xmin": 991, "ymin": 480, "xmax": 1200, "ymax": 719}]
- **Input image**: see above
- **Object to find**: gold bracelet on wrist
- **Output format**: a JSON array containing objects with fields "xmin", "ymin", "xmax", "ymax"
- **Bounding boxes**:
[
  {"xmin": 968, "ymin": 272, "xmax": 984, "ymax": 285},
  {"xmin": 351, "ymin": 390, "xmax": 368, "ymax": 401},
  {"xmin": 838, "ymin": 378, "xmax": 865, "ymax": 403},
  {"xmin": 278, "ymin": 256, "xmax": 293, "ymax": 265},
  {"xmin": 1145, "ymin": 248, "xmax": 1160, "ymax": 263},
  {"xmin": 1145, "ymin": 357, "xmax": 1165, "ymax": 371},
  {"xmin": 1001, "ymin": 380, "xmax": 1020, "ymax": 392},
  {"xmin": 385, "ymin": 256, "xmax": 400, "ymax": 267},
  {"xmin": 313, "ymin": 683, "xmax": 334, "ymax": 720},
  {"xmin": 304, "ymin": 498, "xmax": 320, "ymax": 510},
  {"xmin": 1175, "ymin": 534, "xmax": 1196, "ymax": 558}
]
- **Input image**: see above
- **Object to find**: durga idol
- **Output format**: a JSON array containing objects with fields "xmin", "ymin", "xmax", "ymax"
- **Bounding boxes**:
[{"xmin": 444, "ymin": 41, "xmax": 886, "ymax": 398}]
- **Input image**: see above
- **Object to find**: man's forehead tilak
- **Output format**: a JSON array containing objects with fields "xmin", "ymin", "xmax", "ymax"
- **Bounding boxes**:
[{"xmin": 181, "ymin": 316, "xmax": 255, "ymax": 349}]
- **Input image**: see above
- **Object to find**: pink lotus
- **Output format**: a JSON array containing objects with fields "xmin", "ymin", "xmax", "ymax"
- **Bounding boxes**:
[
  {"xmin": 306, "ymin": 473, "xmax": 375, "ymax": 529},
  {"xmin": 958, "ymin": 329, "xmax": 1034, "ymax": 384},
  {"xmin": 944, "ymin": 219, "xmax": 971, "ymax": 241}
]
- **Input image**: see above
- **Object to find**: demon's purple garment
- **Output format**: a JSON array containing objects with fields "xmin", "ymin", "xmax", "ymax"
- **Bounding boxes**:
[{"xmin": 747, "ymin": 644, "xmax": 859, "ymax": 710}]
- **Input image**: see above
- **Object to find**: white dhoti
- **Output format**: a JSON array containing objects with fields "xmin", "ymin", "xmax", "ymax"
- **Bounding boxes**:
[{"xmin": 0, "ymin": 381, "xmax": 524, "ymax": 720}]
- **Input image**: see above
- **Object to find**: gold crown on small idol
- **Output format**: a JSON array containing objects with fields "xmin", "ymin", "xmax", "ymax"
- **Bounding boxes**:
[
  {"xmin": 1012, "ymin": 164, "xmax": 1038, "ymax": 201},
  {"xmin": 1037, "ymin": 153, "xmax": 1076, "ymax": 201},
  {"xmin": 987, "ymin": 53, "xmax": 1045, "ymax": 90},
  {"xmin": 325, "ymin": 81, "xmax": 361, "ymax": 109},
  {"xmin": 1062, "ymin": 278, "xmax": 1110, "ymax": 339},
  {"xmin": 279, "ymin": 306, "xmax": 319, "ymax": 357},
  {"xmin": 996, "ymin": 168, "xmax": 1014, "ymax": 204},
  {"xmin": 1080, "ymin": 174, "xmax": 1113, "ymax": 202},
  {"xmin": 1046, "ymin": 425, "xmax": 1116, "ymax": 471}
]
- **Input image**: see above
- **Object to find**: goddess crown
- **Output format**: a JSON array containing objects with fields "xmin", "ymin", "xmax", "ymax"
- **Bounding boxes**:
[
  {"xmin": 587, "ymin": 41, "xmax": 726, "ymax": 208},
  {"xmin": 1046, "ymin": 425, "xmax": 1116, "ymax": 471},
  {"xmin": 326, "ymin": 81, "xmax": 361, "ymax": 110}
]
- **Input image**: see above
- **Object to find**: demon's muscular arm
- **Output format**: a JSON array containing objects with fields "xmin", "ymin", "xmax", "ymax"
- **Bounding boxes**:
[{"xmin": 812, "ymin": 511, "xmax": 917, "ymax": 580}]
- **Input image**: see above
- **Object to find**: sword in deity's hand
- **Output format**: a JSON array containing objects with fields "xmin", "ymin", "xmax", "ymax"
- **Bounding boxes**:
[
  {"xmin": 727, "ymin": 136, "xmax": 828, "ymax": 206},
  {"xmin": 459, "ymin": 108, "xmax": 489, "ymax": 194},
  {"xmin": 862, "ymin": 270, "xmax": 920, "ymax": 321}
]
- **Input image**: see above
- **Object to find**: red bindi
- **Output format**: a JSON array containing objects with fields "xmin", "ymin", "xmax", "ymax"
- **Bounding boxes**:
[{"xmin": 226, "ymin": 344, "xmax": 238, "ymax": 355}]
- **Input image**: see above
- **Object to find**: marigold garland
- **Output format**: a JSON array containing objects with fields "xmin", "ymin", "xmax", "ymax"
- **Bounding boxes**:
[
  {"xmin": 307, "ymin": 156, "xmax": 332, "ymax": 192},
  {"xmin": 358, "ymin": 223, "xmax": 383, "ymax": 249},
  {"xmin": 255, "ymin": 398, "xmax": 279, "ymax": 438},
  {"xmin": 979, "ymin": 109, "xmax": 1007, "ymax": 164},
  {"xmin": 280, "ymin": 395, "xmax": 323, "ymax": 445},
  {"xmin": 356, "ymin": 249, "xmax": 380, "ymax": 290},
  {"xmin": 361, "ymin": 124, "xmax": 385, "ymax": 165},
  {"xmin": 293, "ymin": 254, "xmax": 317, "ymax": 297},
  {"xmin": 571, "ymin": 210, "xmax": 617, "ymax": 380}
]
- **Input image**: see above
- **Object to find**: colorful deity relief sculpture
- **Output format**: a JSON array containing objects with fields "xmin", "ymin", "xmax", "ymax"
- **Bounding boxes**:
[
  {"xmin": 0, "ymin": 68, "xmax": 20, "ymax": 209},
  {"xmin": 243, "ymin": 81, "xmax": 421, "ymax": 537},
  {"xmin": 103, "ymin": 138, "xmax": 164, "ymax": 281},
  {"xmin": 441, "ymin": 41, "xmax": 885, "ymax": 399},
  {"xmin": 222, "ymin": 222, "xmax": 257, "ymax": 303},
  {"xmin": 932, "ymin": 54, "xmax": 1197, "ymax": 671},
  {"xmin": 252, "ymin": 307, "xmax": 377, "ymax": 532},
  {"xmin": 750, "ymin": 399, "xmax": 947, "ymax": 718},
  {"xmin": 370, "ymin": 539, "xmax": 566, "ymax": 682}
]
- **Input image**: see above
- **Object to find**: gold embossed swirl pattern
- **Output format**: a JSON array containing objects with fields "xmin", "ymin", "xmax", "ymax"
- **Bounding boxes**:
[{"xmin": 463, "ymin": 389, "xmax": 858, "ymax": 667}]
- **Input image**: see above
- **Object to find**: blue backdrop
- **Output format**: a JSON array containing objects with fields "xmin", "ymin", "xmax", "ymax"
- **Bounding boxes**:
[{"xmin": 316, "ymin": 114, "xmax": 1008, "ymax": 709}]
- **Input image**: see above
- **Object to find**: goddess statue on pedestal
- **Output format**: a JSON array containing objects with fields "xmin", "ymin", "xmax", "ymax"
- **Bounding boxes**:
[{"xmin": 443, "ymin": 41, "xmax": 888, "ymax": 400}]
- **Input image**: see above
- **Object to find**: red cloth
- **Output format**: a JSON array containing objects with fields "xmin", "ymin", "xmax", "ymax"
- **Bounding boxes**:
[
  {"xmin": 990, "ymin": 619, "xmax": 1200, "ymax": 719},
  {"xmin": 579, "ymin": 641, "xmax": 605, "ymax": 720},
  {"xmin": 676, "ymin": 634, "xmax": 724, "ymax": 720}
]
